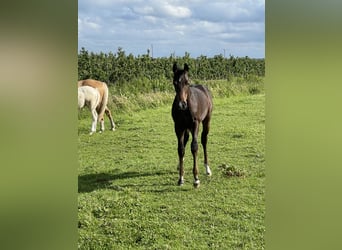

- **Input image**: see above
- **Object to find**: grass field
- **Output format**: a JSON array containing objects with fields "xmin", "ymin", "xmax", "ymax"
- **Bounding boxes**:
[{"xmin": 78, "ymin": 93, "xmax": 265, "ymax": 249}]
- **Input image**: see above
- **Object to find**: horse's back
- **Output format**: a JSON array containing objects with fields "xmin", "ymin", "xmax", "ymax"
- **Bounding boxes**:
[
  {"xmin": 192, "ymin": 84, "xmax": 212, "ymax": 103},
  {"xmin": 78, "ymin": 79, "xmax": 104, "ymax": 88},
  {"xmin": 78, "ymin": 79, "xmax": 107, "ymax": 97}
]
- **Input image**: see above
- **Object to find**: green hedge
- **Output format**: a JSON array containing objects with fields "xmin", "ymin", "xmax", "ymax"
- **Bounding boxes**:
[{"xmin": 78, "ymin": 47, "xmax": 265, "ymax": 85}]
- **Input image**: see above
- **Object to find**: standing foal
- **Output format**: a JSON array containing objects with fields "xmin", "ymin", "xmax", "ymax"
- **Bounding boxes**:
[{"xmin": 171, "ymin": 63, "xmax": 213, "ymax": 188}]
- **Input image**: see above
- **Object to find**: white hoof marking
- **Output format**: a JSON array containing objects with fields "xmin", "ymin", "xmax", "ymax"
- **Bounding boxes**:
[
  {"xmin": 178, "ymin": 177, "xmax": 184, "ymax": 186},
  {"xmin": 205, "ymin": 164, "xmax": 212, "ymax": 176},
  {"xmin": 194, "ymin": 179, "xmax": 200, "ymax": 187}
]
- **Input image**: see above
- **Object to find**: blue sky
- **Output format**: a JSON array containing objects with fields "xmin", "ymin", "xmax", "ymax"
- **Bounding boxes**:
[{"xmin": 78, "ymin": 0, "xmax": 264, "ymax": 58}]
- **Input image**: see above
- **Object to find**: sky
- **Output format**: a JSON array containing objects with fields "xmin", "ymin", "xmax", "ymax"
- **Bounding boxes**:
[{"xmin": 78, "ymin": 0, "xmax": 265, "ymax": 58}]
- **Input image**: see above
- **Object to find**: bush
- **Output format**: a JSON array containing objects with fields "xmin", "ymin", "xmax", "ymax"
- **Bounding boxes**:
[{"xmin": 78, "ymin": 48, "xmax": 265, "ymax": 85}]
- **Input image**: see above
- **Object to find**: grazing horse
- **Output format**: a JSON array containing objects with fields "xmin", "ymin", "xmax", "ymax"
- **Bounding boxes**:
[
  {"xmin": 78, "ymin": 86, "xmax": 101, "ymax": 135},
  {"xmin": 78, "ymin": 79, "xmax": 116, "ymax": 132},
  {"xmin": 171, "ymin": 63, "xmax": 213, "ymax": 188}
]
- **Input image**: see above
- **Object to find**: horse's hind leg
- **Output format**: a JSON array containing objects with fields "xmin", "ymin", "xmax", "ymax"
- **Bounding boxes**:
[
  {"xmin": 105, "ymin": 106, "xmax": 116, "ymax": 131},
  {"xmin": 90, "ymin": 109, "xmax": 98, "ymax": 135},
  {"xmin": 99, "ymin": 118, "xmax": 105, "ymax": 133},
  {"xmin": 202, "ymin": 118, "xmax": 212, "ymax": 176},
  {"xmin": 97, "ymin": 111, "xmax": 105, "ymax": 133}
]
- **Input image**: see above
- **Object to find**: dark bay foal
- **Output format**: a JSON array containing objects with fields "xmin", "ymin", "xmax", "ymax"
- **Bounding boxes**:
[{"xmin": 171, "ymin": 63, "xmax": 213, "ymax": 188}]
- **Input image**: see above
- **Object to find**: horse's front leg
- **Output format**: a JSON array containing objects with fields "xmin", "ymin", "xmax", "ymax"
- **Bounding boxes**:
[
  {"xmin": 191, "ymin": 121, "xmax": 200, "ymax": 188},
  {"xmin": 176, "ymin": 129, "xmax": 186, "ymax": 186}
]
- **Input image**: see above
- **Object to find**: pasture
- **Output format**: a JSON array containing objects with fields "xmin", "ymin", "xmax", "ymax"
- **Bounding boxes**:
[{"xmin": 78, "ymin": 92, "xmax": 265, "ymax": 249}]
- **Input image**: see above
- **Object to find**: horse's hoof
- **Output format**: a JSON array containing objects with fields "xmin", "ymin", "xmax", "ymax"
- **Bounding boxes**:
[
  {"xmin": 205, "ymin": 165, "xmax": 212, "ymax": 176},
  {"xmin": 178, "ymin": 179, "xmax": 184, "ymax": 186},
  {"xmin": 89, "ymin": 132, "xmax": 94, "ymax": 135},
  {"xmin": 193, "ymin": 179, "xmax": 200, "ymax": 188}
]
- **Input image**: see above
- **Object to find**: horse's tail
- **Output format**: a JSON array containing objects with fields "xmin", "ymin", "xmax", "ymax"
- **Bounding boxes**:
[
  {"xmin": 98, "ymin": 81, "xmax": 109, "ymax": 122},
  {"xmin": 94, "ymin": 88, "xmax": 101, "ymax": 109}
]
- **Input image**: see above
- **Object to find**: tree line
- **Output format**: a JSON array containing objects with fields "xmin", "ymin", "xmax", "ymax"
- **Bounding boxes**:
[{"xmin": 78, "ymin": 47, "xmax": 265, "ymax": 85}]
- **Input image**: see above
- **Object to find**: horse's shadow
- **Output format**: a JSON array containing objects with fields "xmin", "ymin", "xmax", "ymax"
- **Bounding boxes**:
[{"xmin": 78, "ymin": 169, "xmax": 174, "ymax": 193}]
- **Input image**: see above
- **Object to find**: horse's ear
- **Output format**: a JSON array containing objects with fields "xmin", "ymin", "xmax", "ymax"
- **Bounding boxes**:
[
  {"xmin": 173, "ymin": 62, "xmax": 178, "ymax": 73},
  {"xmin": 184, "ymin": 63, "xmax": 189, "ymax": 72}
]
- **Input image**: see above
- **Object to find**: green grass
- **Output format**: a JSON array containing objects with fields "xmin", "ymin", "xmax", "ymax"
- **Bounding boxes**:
[{"xmin": 78, "ymin": 93, "xmax": 265, "ymax": 249}]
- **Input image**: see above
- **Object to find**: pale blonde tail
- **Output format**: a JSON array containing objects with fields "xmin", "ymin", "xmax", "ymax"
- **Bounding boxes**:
[{"xmin": 98, "ymin": 81, "xmax": 109, "ymax": 122}]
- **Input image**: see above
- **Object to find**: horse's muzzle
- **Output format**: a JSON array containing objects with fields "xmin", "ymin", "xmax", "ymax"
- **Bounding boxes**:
[{"xmin": 179, "ymin": 101, "xmax": 188, "ymax": 110}]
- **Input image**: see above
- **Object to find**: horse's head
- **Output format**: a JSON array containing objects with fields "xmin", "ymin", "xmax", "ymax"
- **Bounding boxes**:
[{"xmin": 172, "ymin": 62, "xmax": 190, "ymax": 110}]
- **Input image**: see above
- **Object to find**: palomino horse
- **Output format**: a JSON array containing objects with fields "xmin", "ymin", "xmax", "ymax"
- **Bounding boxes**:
[
  {"xmin": 171, "ymin": 63, "xmax": 213, "ymax": 188},
  {"xmin": 78, "ymin": 86, "xmax": 101, "ymax": 135},
  {"xmin": 78, "ymin": 79, "xmax": 116, "ymax": 132}
]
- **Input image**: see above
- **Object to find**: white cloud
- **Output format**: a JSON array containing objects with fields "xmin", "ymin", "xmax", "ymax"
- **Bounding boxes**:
[
  {"xmin": 78, "ymin": 0, "xmax": 265, "ymax": 58},
  {"xmin": 78, "ymin": 17, "xmax": 102, "ymax": 39},
  {"xmin": 192, "ymin": 1, "xmax": 264, "ymax": 22},
  {"xmin": 132, "ymin": 1, "xmax": 191, "ymax": 18},
  {"xmin": 160, "ymin": 4, "xmax": 191, "ymax": 18},
  {"xmin": 195, "ymin": 21, "xmax": 226, "ymax": 34},
  {"xmin": 80, "ymin": 19, "xmax": 101, "ymax": 30}
]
